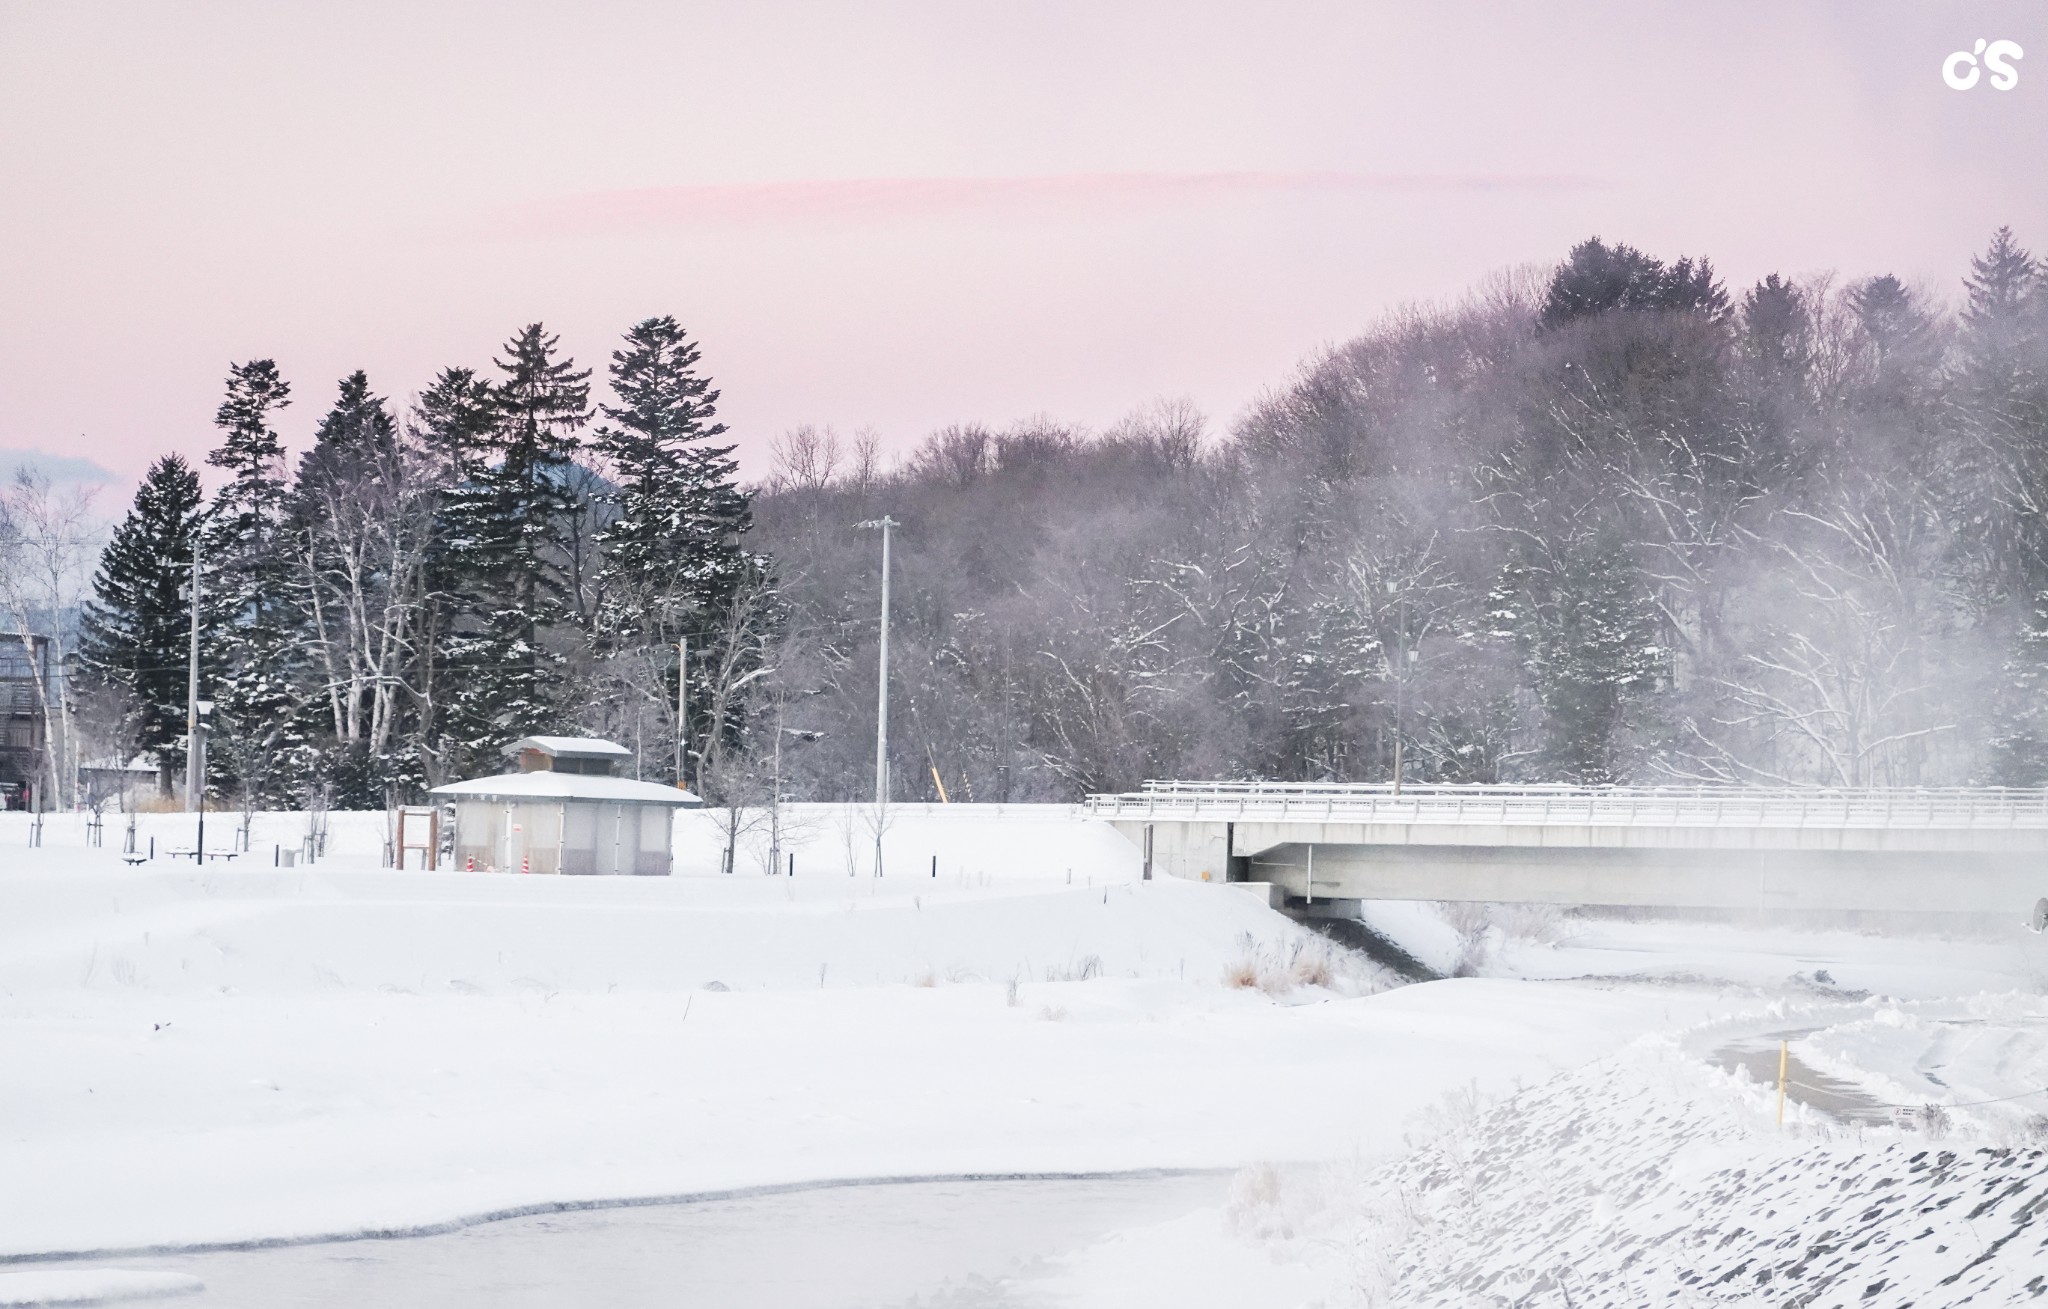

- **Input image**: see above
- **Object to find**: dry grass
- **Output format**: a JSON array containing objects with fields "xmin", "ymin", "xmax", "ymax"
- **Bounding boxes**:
[
  {"xmin": 1224, "ymin": 932, "xmax": 1387, "ymax": 995},
  {"xmin": 1044, "ymin": 953, "xmax": 1104, "ymax": 982},
  {"xmin": 1289, "ymin": 941, "xmax": 1335, "ymax": 988}
]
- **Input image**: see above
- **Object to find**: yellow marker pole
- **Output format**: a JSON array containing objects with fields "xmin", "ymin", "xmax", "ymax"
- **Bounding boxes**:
[
  {"xmin": 1777, "ymin": 1040, "xmax": 1788, "ymax": 1126},
  {"xmin": 930, "ymin": 765, "xmax": 950, "ymax": 804}
]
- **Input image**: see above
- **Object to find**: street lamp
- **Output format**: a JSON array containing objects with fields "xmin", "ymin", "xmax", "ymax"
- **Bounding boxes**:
[
  {"xmin": 192, "ymin": 699, "xmax": 213, "ymax": 859},
  {"xmin": 767, "ymin": 719, "xmax": 825, "ymax": 877}
]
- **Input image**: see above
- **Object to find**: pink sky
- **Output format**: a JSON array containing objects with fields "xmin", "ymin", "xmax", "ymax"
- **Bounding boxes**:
[{"xmin": 0, "ymin": 1, "xmax": 2042, "ymax": 490}]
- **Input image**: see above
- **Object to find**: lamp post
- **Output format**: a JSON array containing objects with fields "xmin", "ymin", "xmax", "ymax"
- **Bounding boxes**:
[
  {"xmin": 767, "ymin": 710, "xmax": 824, "ymax": 878},
  {"xmin": 856, "ymin": 516, "xmax": 899, "ymax": 874},
  {"xmin": 192, "ymin": 699, "xmax": 213, "ymax": 859},
  {"xmin": 185, "ymin": 556, "xmax": 202, "ymax": 811}
]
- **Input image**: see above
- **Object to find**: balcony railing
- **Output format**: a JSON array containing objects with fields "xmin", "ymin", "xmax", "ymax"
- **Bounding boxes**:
[{"xmin": 1083, "ymin": 781, "xmax": 2048, "ymax": 830}]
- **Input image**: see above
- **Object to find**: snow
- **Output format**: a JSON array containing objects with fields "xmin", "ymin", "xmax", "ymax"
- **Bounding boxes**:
[
  {"xmin": 428, "ymin": 771, "xmax": 700, "ymax": 804},
  {"xmin": 501, "ymin": 737, "xmax": 633, "ymax": 759},
  {"xmin": 0, "ymin": 1269, "xmax": 202, "ymax": 1306},
  {"xmin": 4, "ymin": 806, "xmax": 2046, "ymax": 1305},
  {"xmin": 0, "ymin": 829, "xmax": 1681, "ymax": 1259},
  {"xmin": 1076, "ymin": 1031, "xmax": 2048, "ymax": 1307},
  {"xmin": 1024, "ymin": 903, "xmax": 2048, "ymax": 1308}
]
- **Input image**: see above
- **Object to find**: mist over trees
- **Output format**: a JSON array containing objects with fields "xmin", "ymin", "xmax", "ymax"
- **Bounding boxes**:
[
  {"xmin": 754, "ymin": 229, "xmax": 2048, "ymax": 800},
  {"xmin": 61, "ymin": 227, "xmax": 2048, "ymax": 809}
]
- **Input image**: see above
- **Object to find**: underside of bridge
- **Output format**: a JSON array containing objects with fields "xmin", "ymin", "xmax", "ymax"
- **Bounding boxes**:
[{"xmin": 1109, "ymin": 810, "xmax": 2048, "ymax": 917}]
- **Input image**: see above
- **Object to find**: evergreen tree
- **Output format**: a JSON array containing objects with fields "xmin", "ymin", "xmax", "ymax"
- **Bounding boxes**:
[
  {"xmin": 1738, "ymin": 275, "xmax": 1811, "ymax": 382},
  {"xmin": 1540, "ymin": 237, "xmax": 1731, "ymax": 329},
  {"xmin": 591, "ymin": 315, "xmax": 760, "ymax": 785},
  {"xmin": 412, "ymin": 366, "xmax": 504, "ymax": 783},
  {"xmin": 201, "ymin": 359, "xmax": 309, "ymax": 803},
  {"xmin": 1954, "ymin": 230, "xmax": 2048, "ymax": 600},
  {"xmin": 1489, "ymin": 533, "xmax": 1665, "ymax": 782},
  {"xmin": 79, "ymin": 454, "xmax": 207, "ymax": 788},
  {"xmin": 299, "ymin": 370, "xmax": 398, "ymax": 487},
  {"xmin": 456, "ymin": 325, "xmax": 591, "ymax": 746},
  {"xmin": 594, "ymin": 316, "xmax": 751, "ymax": 640}
]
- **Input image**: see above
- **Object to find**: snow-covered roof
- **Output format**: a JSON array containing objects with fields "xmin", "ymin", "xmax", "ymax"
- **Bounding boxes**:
[
  {"xmin": 80, "ymin": 755, "xmax": 157, "ymax": 774},
  {"xmin": 502, "ymin": 736, "xmax": 634, "ymax": 760},
  {"xmin": 430, "ymin": 771, "xmax": 702, "ymax": 806}
]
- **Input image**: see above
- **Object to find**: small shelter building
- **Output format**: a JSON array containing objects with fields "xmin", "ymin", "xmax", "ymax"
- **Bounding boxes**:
[{"xmin": 430, "ymin": 736, "xmax": 701, "ymax": 875}]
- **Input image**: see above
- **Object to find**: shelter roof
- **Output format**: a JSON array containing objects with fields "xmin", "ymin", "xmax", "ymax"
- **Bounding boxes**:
[
  {"xmin": 430, "ymin": 772, "xmax": 702, "ymax": 806},
  {"xmin": 502, "ymin": 736, "xmax": 634, "ymax": 760}
]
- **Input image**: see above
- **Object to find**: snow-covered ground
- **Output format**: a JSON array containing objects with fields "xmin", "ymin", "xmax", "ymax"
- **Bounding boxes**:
[{"xmin": 4, "ymin": 804, "xmax": 2046, "ymax": 1306}]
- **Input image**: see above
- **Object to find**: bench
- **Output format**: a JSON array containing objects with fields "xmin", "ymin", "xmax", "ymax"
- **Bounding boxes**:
[
  {"xmin": 119, "ymin": 851, "xmax": 148, "ymax": 865},
  {"xmin": 165, "ymin": 849, "xmax": 241, "ymax": 863}
]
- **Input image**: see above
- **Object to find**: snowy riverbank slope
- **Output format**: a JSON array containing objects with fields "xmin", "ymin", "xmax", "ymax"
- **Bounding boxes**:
[
  {"xmin": 1037, "ymin": 905, "xmax": 2048, "ymax": 1309},
  {"xmin": 1051, "ymin": 1010, "xmax": 2048, "ymax": 1308}
]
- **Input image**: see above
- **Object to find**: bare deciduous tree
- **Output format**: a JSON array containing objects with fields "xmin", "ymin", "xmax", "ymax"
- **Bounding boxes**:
[{"xmin": 0, "ymin": 469, "xmax": 104, "ymax": 808}]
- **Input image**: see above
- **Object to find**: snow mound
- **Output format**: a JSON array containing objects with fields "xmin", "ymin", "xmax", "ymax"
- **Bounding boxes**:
[{"xmin": 0, "ymin": 1269, "xmax": 202, "ymax": 1307}]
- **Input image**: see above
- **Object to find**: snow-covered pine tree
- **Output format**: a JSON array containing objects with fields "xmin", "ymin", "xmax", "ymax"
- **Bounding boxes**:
[
  {"xmin": 591, "ymin": 316, "xmax": 760, "ymax": 786},
  {"xmin": 1953, "ymin": 229, "xmax": 2048, "ymax": 598},
  {"xmin": 79, "ymin": 454, "xmax": 207, "ymax": 792},
  {"xmin": 1487, "ymin": 533, "xmax": 1664, "ymax": 783},
  {"xmin": 456, "ymin": 325, "xmax": 592, "ymax": 749},
  {"xmin": 411, "ymin": 366, "xmax": 503, "ymax": 784},
  {"xmin": 202, "ymin": 359, "xmax": 311, "ymax": 804}
]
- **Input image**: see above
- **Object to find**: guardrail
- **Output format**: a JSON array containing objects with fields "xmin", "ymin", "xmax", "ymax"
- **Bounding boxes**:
[{"xmin": 1084, "ymin": 782, "xmax": 2048, "ymax": 829}]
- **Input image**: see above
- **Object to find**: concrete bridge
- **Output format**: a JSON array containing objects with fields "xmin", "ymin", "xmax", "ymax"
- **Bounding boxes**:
[{"xmin": 1088, "ymin": 783, "xmax": 2048, "ymax": 917}]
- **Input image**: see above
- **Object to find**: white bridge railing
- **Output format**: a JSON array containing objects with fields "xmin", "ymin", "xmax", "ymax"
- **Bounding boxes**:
[{"xmin": 1084, "ymin": 781, "xmax": 2048, "ymax": 830}]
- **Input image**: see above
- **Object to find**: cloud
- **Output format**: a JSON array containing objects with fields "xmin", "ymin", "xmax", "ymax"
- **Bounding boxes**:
[
  {"xmin": 0, "ymin": 448, "xmax": 121, "ymax": 488},
  {"xmin": 494, "ymin": 170, "xmax": 1605, "ymax": 239}
]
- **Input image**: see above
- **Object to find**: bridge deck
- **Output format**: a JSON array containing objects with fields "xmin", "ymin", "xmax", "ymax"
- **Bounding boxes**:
[
  {"xmin": 1087, "ymin": 782, "xmax": 2048, "ymax": 831},
  {"xmin": 1090, "ymin": 784, "xmax": 2048, "ymax": 912}
]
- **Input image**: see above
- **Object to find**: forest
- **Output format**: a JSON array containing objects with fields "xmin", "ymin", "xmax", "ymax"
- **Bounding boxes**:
[{"xmin": 7, "ymin": 228, "xmax": 2046, "ymax": 809}]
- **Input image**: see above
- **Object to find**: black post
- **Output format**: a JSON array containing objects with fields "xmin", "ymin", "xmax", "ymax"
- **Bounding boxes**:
[{"xmin": 930, "ymin": 854, "xmax": 937, "ymax": 879}]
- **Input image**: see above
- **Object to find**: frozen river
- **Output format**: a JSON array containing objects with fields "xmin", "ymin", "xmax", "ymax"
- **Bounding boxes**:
[{"xmin": 27, "ymin": 1173, "xmax": 1230, "ymax": 1309}]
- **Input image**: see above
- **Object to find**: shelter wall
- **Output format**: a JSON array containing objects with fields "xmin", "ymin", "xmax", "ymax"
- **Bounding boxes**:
[{"xmin": 453, "ymin": 797, "xmax": 673, "ymax": 875}]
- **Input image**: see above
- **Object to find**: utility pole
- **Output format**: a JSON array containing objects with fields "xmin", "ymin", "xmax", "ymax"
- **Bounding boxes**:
[
  {"xmin": 675, "ymin": 636, "xmax": 689, "ymax": 791},
  {"xmin": 185, "ymin": 556, "xmax": 202, "ymax": 812},
  {"xmin": 857, "ymin": 516, "xmax": 899, "ymax": 875}
]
